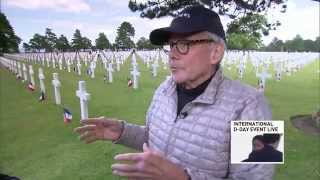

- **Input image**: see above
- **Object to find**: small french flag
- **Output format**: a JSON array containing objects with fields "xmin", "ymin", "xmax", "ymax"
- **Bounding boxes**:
[
  {"xmin": 27, "ymin": 82, "xmax": 35, "ymax": 91},
  {"xmin": 63, "ymin": 108, "xmax": 72, "ymax": 124},
  {"xmin": 127, "ymin": 78, "xmax": 133, "ymax": 87}
]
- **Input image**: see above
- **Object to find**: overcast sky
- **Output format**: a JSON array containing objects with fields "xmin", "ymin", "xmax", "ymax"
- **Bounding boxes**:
[{"xmin": 2, "ymin": 0, "xmax": 319, "ymax": 46}]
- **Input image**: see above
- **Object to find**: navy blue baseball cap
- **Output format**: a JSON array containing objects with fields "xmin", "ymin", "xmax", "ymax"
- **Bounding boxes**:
[{"xmin": 149, "ymin": 5, "xmax": 226, "ymax": 45}]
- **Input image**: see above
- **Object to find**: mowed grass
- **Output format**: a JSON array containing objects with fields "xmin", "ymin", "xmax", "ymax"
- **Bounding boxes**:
[{"xmin": 0, "ymin": 54, "xmax": 319, "ymax": 180}]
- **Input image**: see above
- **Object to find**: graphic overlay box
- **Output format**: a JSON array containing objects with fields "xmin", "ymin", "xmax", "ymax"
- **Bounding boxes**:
[{"xmin": 231, "ymin": 121, "xmax": 284, "ymax": 164}]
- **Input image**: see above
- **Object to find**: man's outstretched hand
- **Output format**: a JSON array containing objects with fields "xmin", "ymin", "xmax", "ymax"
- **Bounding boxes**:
[
  {"xmin": 74, "ymin": 117, "xmax": 123, "ymax": 144},
  {"xmin": 111, "ymin": 143, "xmax": 189, "ymax": 180}
]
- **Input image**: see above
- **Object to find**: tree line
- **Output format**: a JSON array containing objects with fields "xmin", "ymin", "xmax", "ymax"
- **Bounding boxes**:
[
  {"xmin": 22, "ymin": 21, "xmax": 160, "ymax": 53},
  {"xmin": 263, "ymin": 35, "xmax": 320, "ymax": 52}
]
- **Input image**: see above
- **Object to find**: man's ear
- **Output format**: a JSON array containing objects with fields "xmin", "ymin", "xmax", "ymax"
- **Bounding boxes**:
[{"xmin": 210, "ymin": 43, "xmax": 224, "ymax": 65}]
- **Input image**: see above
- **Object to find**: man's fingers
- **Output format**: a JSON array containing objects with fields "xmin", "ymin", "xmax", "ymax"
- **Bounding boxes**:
[
  {"xmin": 115, "ymin": 151, "xmax": 165, "ymax": 169},
  {"xmin": 84, "ymin": 135, "xmax": 98, "ymax": 144},
  {"xmin": 114, "ymin": 153, "xmax": 143, "ymax": 162},
  {"xmin": 111, "ymin": 164, "xmax": 139, "ymax": 172},
  {"xmin": 79, "ymin": 130, "xmax": 95, "ymax": 141},
  {"xmin": 113, "ymin": 170, "xmax": 153, "ymax": 178},
  {"xmin": 74, "ymin": 125, "xmax": 96, "ymax": 134},
  {"xmin": 112, "ymin": 163, "xmax": 162, "ymax": 176}
]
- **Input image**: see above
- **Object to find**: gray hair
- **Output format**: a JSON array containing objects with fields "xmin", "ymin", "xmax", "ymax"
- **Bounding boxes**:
[
  {"xmin": 206, "ymin": 31, "xmax": 227, "ymax": 51},
  {"xmin": 205, "ymin": 31, "xmax": 226, "ymax": 65}
]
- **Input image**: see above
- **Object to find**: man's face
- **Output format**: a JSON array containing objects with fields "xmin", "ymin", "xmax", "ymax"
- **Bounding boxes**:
[
  {"xmin": 168, "ymin": 32, "xmax": 221, "ymax": 89},
  {"xmin": 253, "ymin": 139, "xmax": 264, "ymax": 151}
]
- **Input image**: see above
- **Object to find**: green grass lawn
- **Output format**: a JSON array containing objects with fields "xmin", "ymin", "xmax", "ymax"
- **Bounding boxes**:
[{"xmin": 0, "ymin": 54, "xmax": 319, "ymax": 180}]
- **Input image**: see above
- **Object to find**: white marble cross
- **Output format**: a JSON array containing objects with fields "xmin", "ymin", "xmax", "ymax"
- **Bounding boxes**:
[
  {"xmin": 12, "ymin": 60, "xmax": 15, "ymax": 72},
  {"xmin": 131, "ymin": 52, "xmax": 137, "ymax": 66},
  {"xmin": 51, "ymin": 53, "xmax": 56, "ymax": 68},
  {"xmin": 28, "ymin": 65, "xmax": 35, "ymax": 86},
  {"xmin": 58, "ymin": 55, "xmax": 63, "ymax": 70},
  {"xmin": 40, "ymin": 53, "xmax": 44, "ymax": 66},
  {"xmin": 52, "ymin": 73, "xmax": 61, "ymax": 105},
  {"xmin": 256, "ymin": 68, "xmax": 272, "ymax": 91},
  {"xmin": 38, "ymin": 68, "xmax": 46, "ymax": 93},
  {"xmin": 77, "ymin": 62, "xmax": 81, "ymax": 76},
  {"xmin": 90, "ymin": 61, "xmax": 96, "ymax": 79},
  {"xmin": 107, "ymin": 63, "xmax": 114, "ymax": 83},
  {"xmin": 116, "ymin": 59, "xmax": 121, "ymax": 72},
  {"xmin": 9, "ymin": 60, "xmax": 13, "ymax": 72},
  {"xmin": 17, "ymin": 62, "xmax": 22, "ymax": 79},
  {"xmin": 275, "ymin": 63, "xmax": 282, "ymax": 81},
  {"xmin": 85, "ymin": 53, "xmax": 90, "ymax": 66},
  {"xmin": 22, "ymin": 64, "xmax": 28, "ymax": 82},
  {"xmin": 285, "ymin": 61, "xmax": 292, "ymax": 76},
  {"xmin": 131, "ymin": 66, "xmax": 140, "ymax": 89},
  {"xmin": 67, "ymin": 59, "xmax": 71, "ymax": 73},
  {"xmin": 14, "ymin": 61, "xmax": 17, "ymax": 74},
  {"xmin": 146, "ymin": 57, "xmax": 150, "ymax": 68},
  {"xmin": 151, "ymin": 61, "xmax": 158, "ymax": 77},
  {"xmin": 238, "ymin": 62, "xmax": 245, "ymax": 79},
  {"xmin": 103, "ymin": 60, "xmax": 108, "ymax": 70},
  {"xmin": 76, "ymin": 81, "xmax": 90, "ymax": 119},
  {"xmin": 45, "ymin": 53, "xmax": 50, "ymax": 67},
  {"xmin": 13, "ymin": 61, "xmax": 18, "ymax": 74}
]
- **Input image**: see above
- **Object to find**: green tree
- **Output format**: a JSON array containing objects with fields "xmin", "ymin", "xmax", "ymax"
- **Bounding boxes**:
[
  {"xmin": 114, "ymin": 22, "xmax": 135, "ymax": 50},
  {"xmin": 136, "ymin": 37, "xmax": 160, "ymax": 50},
  {"xmin": 82, "ymin": 37, "xmax": 92, "ymax": 50},
  {"xmin": 264, "ymin": 35, "xmax": 319, "ymax": 52},
  {"xmin": 303, "ymin": 39, "xmax": 315, "ymax": 52},
  {"xmin": 71, "ymin": 29, "xmax": 83, "ymax": 51},
  {"xmin": 56, "ymin": 35, "xmax": 71, "ymax": 52},
  {"xmin": 95, "ymin": 32, "xmax": 111, "ymax": 50},
  {"xmin": 136, "ymin": 37, "xmax": 149, "ymax": 49},
  {"xmin": 44, "ymin": 28, "xmax": 57, "ymax": 52},
  {"xmin": 285, "ymin": 35, "xmax": 304, "ymax": 52},
  {"xmin": 0, "ymin": 12, "xmax": 21, "ymax": 53},
  {"xmin": 22, "ymin": 42, "xmax": 31, "ymax": 52},
  {"xmin": 265, "ymin": 37, "xmax": 284, "ymax": 51},
  {"xmin": 227, "ymin": 33, "xmax": 260, "ymax": 50},
  {"xmin": 29, "ymin": 33, "xmax": 46, "ymax": 52},
  {"xmin": 226, "ymin": 14, "xmax": 267, "ymax": 50}
]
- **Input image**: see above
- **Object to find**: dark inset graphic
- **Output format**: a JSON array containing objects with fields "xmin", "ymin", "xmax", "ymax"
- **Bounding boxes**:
[{"xmin": 242, "ymin": 133, "xmax": 283, "ymax": 162}]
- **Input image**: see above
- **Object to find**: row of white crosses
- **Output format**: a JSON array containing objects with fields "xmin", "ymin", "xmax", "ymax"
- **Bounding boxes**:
[
  {"xmin": 21, "ymin": 51, "xmax": 132, "ymax": 83},
  {"xmin": 1, "ymin": 54, "xmax": 93, "ymax": 122},
  {"xmin": 51, "ymin": 71, "xmax": 90, "ymax": 110},
  {"xmin": 136, "ymin": 50, "xmax": 170, "ymax": 78},
  {"xmin": 38, "ymin": 67, "xmax": 91, "ymax": 119},
  {"xmin": 0, "ymin": 55, "xmax": 60, "ymax": 105},
  {"xmin": 39, "ymin": 69, "xmax": 91, "ymax": 119}
]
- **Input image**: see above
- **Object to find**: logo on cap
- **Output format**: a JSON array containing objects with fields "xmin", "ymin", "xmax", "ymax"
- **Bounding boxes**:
[{"xmin": 177, "ymin": 12, "xmax": 191, "ymax": 18}]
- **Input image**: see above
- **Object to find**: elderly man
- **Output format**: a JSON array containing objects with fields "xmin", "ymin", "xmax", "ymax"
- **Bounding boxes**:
[{"xmin": 75, "ymin": 5, "xmax": 274, "ymax": 180}]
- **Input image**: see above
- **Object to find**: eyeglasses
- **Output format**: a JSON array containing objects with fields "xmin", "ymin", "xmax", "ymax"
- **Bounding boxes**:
[{"xmin": 163, "ymin": 39, "xmax": 215, "ymax": 55}]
